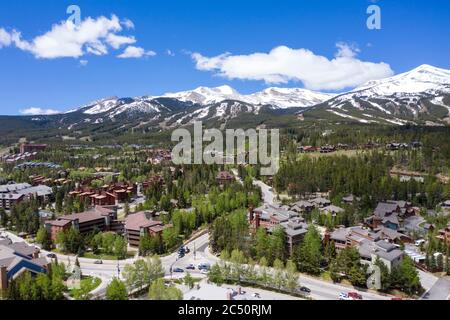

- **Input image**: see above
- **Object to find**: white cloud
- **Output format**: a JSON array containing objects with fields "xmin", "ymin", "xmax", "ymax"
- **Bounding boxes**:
[
  {"xmin": 0, "ymin": 15, "xmax": 151, "ymax": 60},
  {"xmin": 117, "ymin": 46, "xmax": 156, "ymax": 59},
  {"xmin": 121, "ymin": 18, "xmax": 135, "ymax": 30},
  {"xmin": 166, "ymin": 49, "xmax": 175, "ymax": 56},
  {"xmin": 106, "ymin": 33, "xmax": 136, "ymax": 49},
  {"xmin": 20, "ymin": 107, "xmax": 60, "ymax": 115},
  {"xmin": 79, "ymin": 59, "xmax": 88, "ymax": 66},
  {"xmin": 0, "ymin": 28, "xmax": 12, "ymax": 48},
  {"xmin": 191, "ymin": 43, "xmax": 394, "ymax": 91}
]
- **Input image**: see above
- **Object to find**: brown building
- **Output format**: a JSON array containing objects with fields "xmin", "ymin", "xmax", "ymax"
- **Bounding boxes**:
[
  {"xmin": 20, "ymin": 144, "xmax": 47, "ymax": 154},
  {"xmin": 216, "ymin": 171, "xmax": 235, "ymax": 185},
  {"xmin": 69, "ymin": 182, "xmax": 137, "ymax": 206},
  {"xmin": 124, "ymin": 212, "xmax": 168, "ymax": 247},
  {"xmin": 142, "ymin": 175, "xmax": 164, "ymax": 190},
  {"xmin": 436, "ymin": 222, "xmax": 450, "ymax": 244},
  {"xmin": 0, "ymin": 193, "xmax": 25, "ymax": 210},
  {"xmin": 45, "ymin": 206, "xmax": 117, "ymax": 241}
]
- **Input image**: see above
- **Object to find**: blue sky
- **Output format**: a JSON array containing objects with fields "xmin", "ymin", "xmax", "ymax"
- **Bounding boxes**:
[{"xmin": 0, "ymin": 0, "xmax": 449, "ymax": 115}]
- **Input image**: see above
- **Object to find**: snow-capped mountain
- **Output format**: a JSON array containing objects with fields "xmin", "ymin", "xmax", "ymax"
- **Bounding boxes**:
[
  {"xmin": 163, "ymin": 85, "xmax": 244, "ymax": 105},
  {"xmin": 27, "ymin": 64, "xmax": 450, "ymax": 132},
  {"xmin": 163, "ymin": 85, "xmax": 334, "ymax": 109},
  {"xmin": 246, "ymin": 87, "xmax": 335, "ymax": 109},
  {"xmin": 317, "ymin": 64, "xmax": 450, "ymax": 125},
  {"xmin": 353, "ymin": 64, "xmax": 450, "ymax": 96}
]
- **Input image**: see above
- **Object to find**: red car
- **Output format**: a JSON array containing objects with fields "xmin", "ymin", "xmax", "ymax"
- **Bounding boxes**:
[{"xmin": 348, "ymin": 292, "xmax": 363, "ymax": 300}]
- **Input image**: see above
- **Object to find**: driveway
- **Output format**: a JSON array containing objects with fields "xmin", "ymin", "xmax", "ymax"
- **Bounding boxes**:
[{"xmin": 253, "ymin": 179, "xmax": 277, "ymax": 205}]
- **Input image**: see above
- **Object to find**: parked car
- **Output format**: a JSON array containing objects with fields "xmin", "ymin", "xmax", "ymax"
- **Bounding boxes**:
[
  {"xmin": 186, "ymin": 264, "xmax": 195, "ymax": 270},
  {"xmin": 173, "ymin": 268, "xmax": 184, "ymax": 273},
  {"xmin": 299, "ymin": 286, "xmax": 311, "ymax": 293},
  {"xmin": 338, "ymin": 292, "xmax": 352, "ymax": 300},
  {"xmin": 415, "ymin": 239, "xmax": 426, "ymax": 246},
  {"xmin": 348, "ymin": 292, "xmax": 363, "ymax": 300},
  {"xmin": 201, "ymin": 269, "xmax": 209, "ymax": 275},
  {"xmin": 198, "ymin": 263, "xmax": 211, "ymax": 270},
  {"xmin": 46, "ymin": 253, "xmax": 57, "ymax": 259},
  {"xmin": 94, "ymin": 260, "xmax": 103, "ymax": 265},
  {"xmin": 252, "ymin": 293, "xmax": 261, "ymax": 298}
]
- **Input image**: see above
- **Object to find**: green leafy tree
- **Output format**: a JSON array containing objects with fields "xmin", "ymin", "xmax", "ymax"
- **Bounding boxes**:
[
  {"xmin": 285, "ymin": 260, "xmax": 299, "ymax": 293},
  {"xmin": 183, "ymin": 273, "xmax": 195, "ymax": 289},
  {"xmin": 36, "ymin": 226, "xmax": 52, "ymax": 250},
  {"xmin": 208, "ymin": 264, "xmax": 225, "ymax": 286},
  {"xmin": 148, "ymin": 278, "xmax": 183, "ymax": 300},
  {"xmin": 272, "ymin": 259, "xmax": 286, "ymax": 290},
  {"xmin": 296, "ymin": 225, "xmax": 323, "ymax": 275},
  {"xmin": 106, "ymin": 278, "xmax": 128, "ymax": 300}
]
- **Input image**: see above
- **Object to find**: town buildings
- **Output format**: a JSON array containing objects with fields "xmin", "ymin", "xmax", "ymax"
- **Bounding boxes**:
[
  {"xmin": 249, "ymin": 204, "xmax": 308, "ymax": 254},
  {"xmin": 329, "ymin": 226, "xmax": 405, "ymax": 271},
  {"xmin": 0, "ymin": 183, "xmax": 53, "ymax": 209},
  {"xmin": 436, "ymin": 222, "xmax": 450, "ymax": 244},
  {"xmin": 0, "ymin": 238, "xmax": 49, "ymax": 290},
  {"xmin": 69, "ymin": 182, "xmax": 137, "ymax": 206},
  {"xmin": 45, "ymin": 206, "xmax": 118, "ymax": 241},
  {"xmin": 19, "ymin": 144, "xmax": 47, "ymax": 154},
  {"xmin": 364, "ymin": 201, "xmax": 415, "ymax": 231},
  {"xmin": 216, "ymin": 171, "xmax": 235, "ymax": 185},
  {"xmin": 124, "ymin": 212, "xmax": 169, "ymax": 247}
]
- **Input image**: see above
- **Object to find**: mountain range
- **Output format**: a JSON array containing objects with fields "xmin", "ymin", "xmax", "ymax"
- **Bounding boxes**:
[{"xmin": 2, "ymin": 64, "xmax": 450, "ymax": 141}]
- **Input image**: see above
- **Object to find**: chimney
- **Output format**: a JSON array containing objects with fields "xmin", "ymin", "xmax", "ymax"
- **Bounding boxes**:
[
  {"xmin": 0, "ymin": 265, "xmax": 8, "ymax": 291},
  {"xmin": 255, "ymin": 212, "xmax": 261, "ymax": 229},
  {"xmin": 323, "ymin": 231, "xmax": 331, "ymax": 243}
]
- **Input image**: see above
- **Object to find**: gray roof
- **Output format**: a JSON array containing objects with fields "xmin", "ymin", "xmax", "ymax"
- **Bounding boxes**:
[
  {"xmin": 291, "ymin": 200, "xmax": 314, "ymax": 208},
  {"xmin": 374, "ymin": 202, "xmax": 399, "ymax": 217},
  {"xmin": 382, "ymin": 214, "xmax": 400, "ymax": 225},
  {"xmin": 310, "ymin": 197, "xmax": 331, "ymax": 206},
  {"xmin": 255, "ymin": 204, "xmax": 299, "ymax": 221},
  {"xmin": 373, "ymin": 241, "xmax": 403, "ymax": 262},
  {"xmin": 375, "ymin": 227, "xmax": 409, "ymax": 241},
  {"xmin": 0, "ymin": 183, "xmax": 32, "ymax": 193},
  {"xmin": 343, "ymin": 194, "xmax": 360, "ymax": 202},
  {"xmin": 320, "ymin": 205, "xmax": 345, "ymax": 214},
  {"xmin": 16, "ymin": 185, "xmax": 52, "ymax": 197},
  {"xmin": 279, "ymin": 219, "xmax": 309, "ymax": 237},
  {"xmin": 0, "ymin": 241, "xmax": 47, "ymax": 274}
]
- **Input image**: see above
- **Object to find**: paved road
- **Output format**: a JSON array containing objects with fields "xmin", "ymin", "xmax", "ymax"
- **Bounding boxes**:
[
  {"xmin": 422, "ymin": 277, "xmax": 450, "ymax": 300},
  {"xmin": 253, "ymin": 179, "xmax": 277, "ymax": 205}
]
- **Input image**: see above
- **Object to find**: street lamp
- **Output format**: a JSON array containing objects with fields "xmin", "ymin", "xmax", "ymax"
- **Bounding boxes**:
[{"xmin": 194, "ymin": 242, "xmax": 196, "ymax": 260}]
